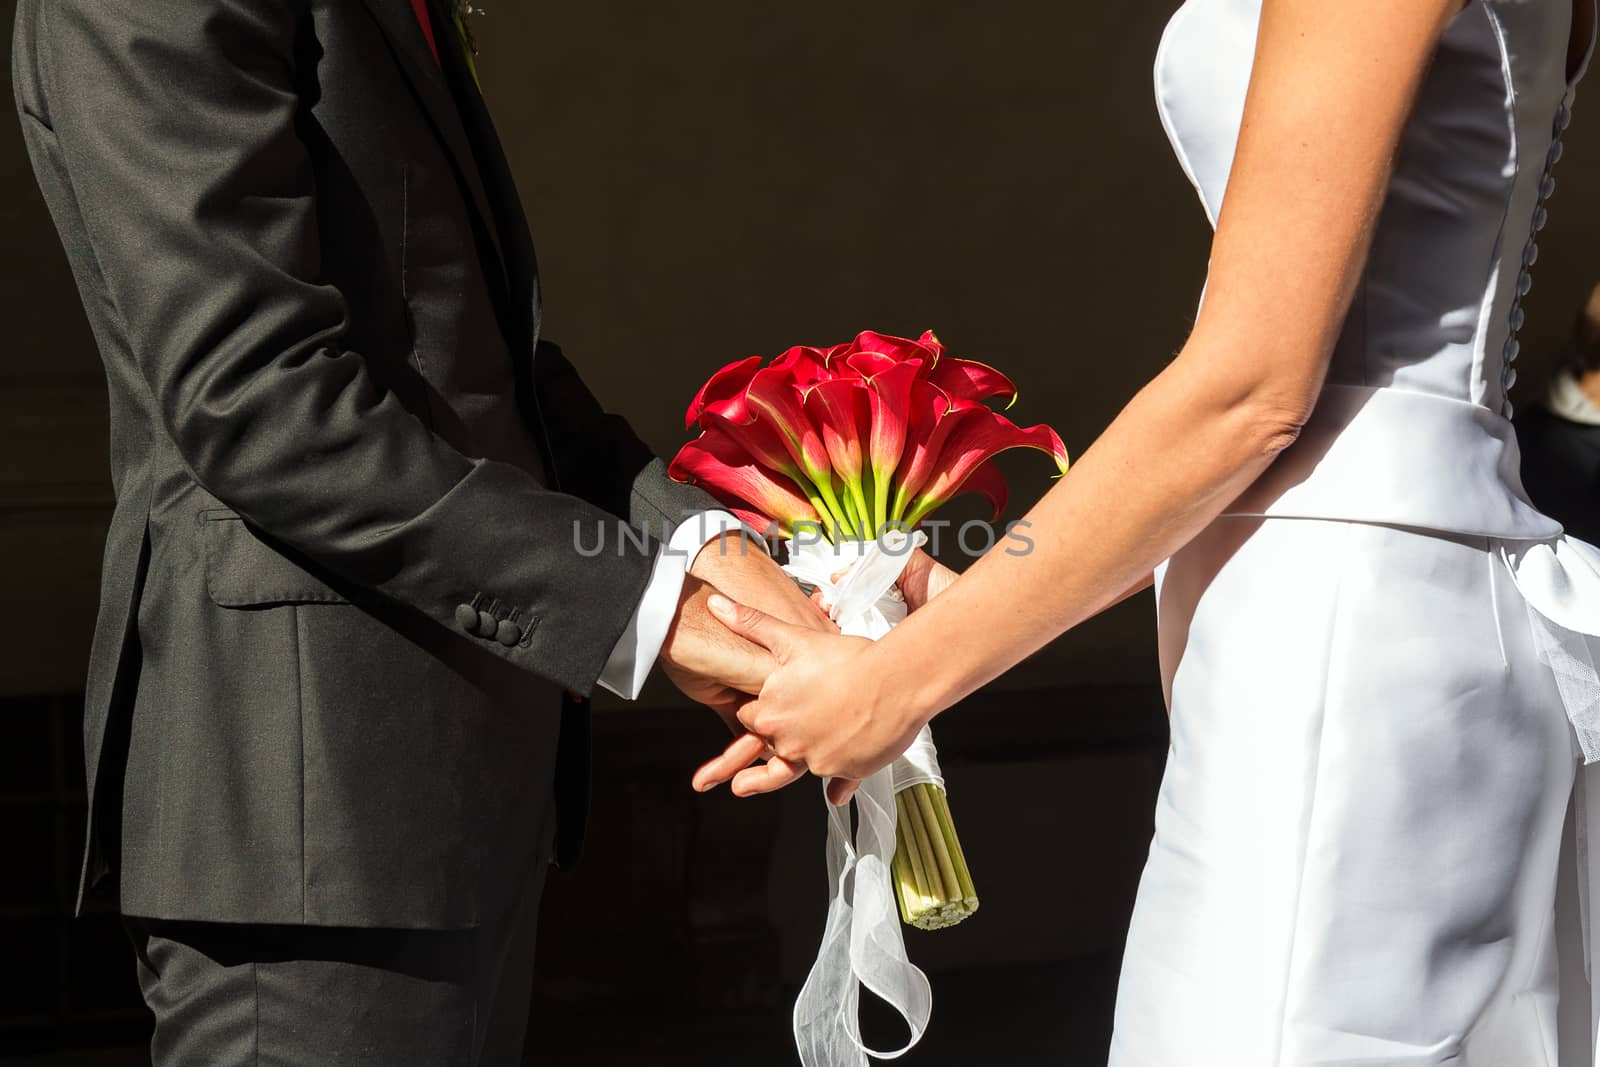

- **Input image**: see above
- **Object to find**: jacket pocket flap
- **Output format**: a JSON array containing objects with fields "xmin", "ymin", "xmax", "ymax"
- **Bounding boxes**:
[{"xmin": 200, "ymin": 510, "xmax": 351, "ymax": 607}]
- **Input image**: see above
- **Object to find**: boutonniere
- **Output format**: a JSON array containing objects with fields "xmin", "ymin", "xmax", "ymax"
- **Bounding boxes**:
[{"xmin": 450, "ymin": 1, "xmax": 486, "ymax": 85}]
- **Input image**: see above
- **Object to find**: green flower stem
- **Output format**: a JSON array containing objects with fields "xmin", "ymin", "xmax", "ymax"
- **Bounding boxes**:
[
  {"xmin": 913, "ymin": 784, "xmax": 963, "ymax": 904},
  {"xmin": 811, "ymin": 474, "xmax": 857, "ymax": 539},
  {"xmin": 895, "ymin": 792, "xmax": 934, "ymax": 907},
  {"xmin": 800, "ymin": 491, "xmax": 839, "ymax": 542},
  {"xmin": 840, "ymin": 496, "xmax": 865, "ymax": 539},
  {"xmin": 890, "ymin": 484, "xmax": 913, "ymax": 525},
  {"xmin": 902, "ymin": 784, "xmax": 944, "ymax": 900},
  {"xmin": 452, "ymin": 13, "xmax": 481, "ymax": 89},
  {"xmin": 926, "ymin": 784, "xmax": 978, "ymax": 902},
  {"xmin": 857, "ymin": 468, "xmax": 879, "ymax": 538},
  {"xmin": 845, "ymin": 480, "xmax": 874, "ymax": 539},
  {"xmin": 890, "ymin": 813, "xmax": 920, "ymax": 925},
  {"xmin": 902, "ymin": 495, "xmax": 939, "ymax": 530},
  {"xmin": 891, "ymin": 840, "xmax": 911, "ymax": 924},
  {"xmin": 891, "ymin": 782, "xmax": 979, "ymax": 930},
  {"xmin": 873, "ymin": 470, "xmax": 893, "ymax": 535},
  {"xmin": 771, "ymin": 464, "xmax": 838, "ymax": 540}
]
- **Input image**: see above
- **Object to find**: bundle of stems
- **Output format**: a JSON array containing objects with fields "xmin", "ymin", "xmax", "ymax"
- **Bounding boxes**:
[{"xmin": 891, "ymin": 782, "xmax": 979, "ymax": 930}]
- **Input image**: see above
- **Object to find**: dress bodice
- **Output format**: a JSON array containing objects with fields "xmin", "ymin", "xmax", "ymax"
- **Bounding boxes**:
[{"xmin": 1156, "ymin": 0, "xmax": 1596, "ymax": 539}]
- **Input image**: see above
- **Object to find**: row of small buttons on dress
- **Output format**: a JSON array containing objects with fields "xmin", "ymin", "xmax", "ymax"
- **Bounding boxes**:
[
  {"xmin": 1502, "ymin": 100, "xmax": 1572, "ymax": 419},
  {"xmin": 453, "ymin": 591, "xmax": 535, "ymax": 648}
]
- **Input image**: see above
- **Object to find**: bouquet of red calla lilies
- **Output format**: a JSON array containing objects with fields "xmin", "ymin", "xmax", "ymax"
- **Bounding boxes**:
[
  {"xmin": 669, "ymin": 330, "xmax": 1068, "ymax": 541},
  {"xmin": 670, "ymin": 330, "xmax": 1068, "ymax": 934}
]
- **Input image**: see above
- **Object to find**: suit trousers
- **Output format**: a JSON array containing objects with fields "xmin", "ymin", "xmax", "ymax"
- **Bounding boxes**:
[{"xmin": 126, "ymin": 817, "xmax": 556, "ymax": 1067}]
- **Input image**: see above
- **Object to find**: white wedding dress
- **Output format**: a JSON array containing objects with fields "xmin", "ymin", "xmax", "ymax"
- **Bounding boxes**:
[{"xmin": 1113, "ymin": 1, "xmax": 1600, "ymax": 1064}]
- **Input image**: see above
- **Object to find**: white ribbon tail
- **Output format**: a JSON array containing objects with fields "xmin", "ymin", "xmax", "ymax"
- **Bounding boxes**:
[
  {"xmin": 783, "ymin": 530, "xmax": 940, "ymax": 1065},
  {"xmin": 792, "ymin": 768, "xmax": 933, "ymax": 1065}
]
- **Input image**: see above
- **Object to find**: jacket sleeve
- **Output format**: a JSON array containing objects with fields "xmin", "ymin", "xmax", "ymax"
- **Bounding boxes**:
[
  {"xmin": 532, "ymin": 340, "xmax": 722, "ymax": 542},
  {"xmin": 33, "ymin": 0, "xmax": 657, "ymax": 695}
]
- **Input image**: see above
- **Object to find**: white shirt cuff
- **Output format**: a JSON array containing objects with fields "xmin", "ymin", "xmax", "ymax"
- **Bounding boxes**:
[{"xmin": 596, "ymin": 510, "xmax": 751, "ymax": 699}]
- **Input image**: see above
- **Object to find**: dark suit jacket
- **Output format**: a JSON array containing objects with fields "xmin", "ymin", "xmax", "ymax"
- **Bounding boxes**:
[{"xmin": 13, "ymin": 0, "xmax": 715, "ymax": 929}]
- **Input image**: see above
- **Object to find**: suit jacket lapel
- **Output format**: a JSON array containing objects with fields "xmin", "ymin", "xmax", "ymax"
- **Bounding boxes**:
[
  {"xmin": 358, "ymin": 0, "xmax": 508, "ymax": 288},
  {"xmin": 432, "ymin": 22, "xmax": 540, "ymax": 347}
]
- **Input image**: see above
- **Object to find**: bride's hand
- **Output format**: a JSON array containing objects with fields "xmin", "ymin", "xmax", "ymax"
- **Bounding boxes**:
[
  {"xmin": 897, "ymin": 548, "xmax": 958, "ymax": 611},
  {"xmin": 690, "ymin": 594, "xmax": 930, "ymax": 804},
  {"xmin": 806, "ymin": 548, "xmax": 957, "ymax": 615}
]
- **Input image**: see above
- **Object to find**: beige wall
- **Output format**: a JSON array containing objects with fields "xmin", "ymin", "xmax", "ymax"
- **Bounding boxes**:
[{"xmin": 6, "ymin": 2, "xmax": 1598, "ymax": 698}]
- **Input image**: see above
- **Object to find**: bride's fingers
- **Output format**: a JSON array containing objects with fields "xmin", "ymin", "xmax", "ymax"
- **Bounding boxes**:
[
  {"xmin": 730, "ymin": 755, "xmax": 807, "ymax": 797},
  {"xmin": 708, "ymin": 595, "xmax": 802, "ymax": 661},
  {"xmin": 692, "ymin": 732, "xmax": 767, "ymax": 792}
]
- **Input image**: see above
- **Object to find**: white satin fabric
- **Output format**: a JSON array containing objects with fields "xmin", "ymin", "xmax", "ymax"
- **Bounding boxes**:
[
  {"xmin": 1121, "ymin": 0, "xmax": 1600, "ymax": 1062},
  {"xmin": 1122, "ymin": 519, "xmax": 1577, "ymax": 1066}
]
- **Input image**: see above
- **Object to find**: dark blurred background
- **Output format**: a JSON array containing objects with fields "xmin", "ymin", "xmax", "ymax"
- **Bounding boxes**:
[{"xmin": 4, "ymin": 2, "xmax": 1598, "ymax": 1064}]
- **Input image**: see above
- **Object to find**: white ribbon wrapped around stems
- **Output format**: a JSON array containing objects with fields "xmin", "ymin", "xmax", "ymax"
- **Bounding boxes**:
[{"xmin": 780, "ymin": 528, "xmax": 944, "ymax": 1066}]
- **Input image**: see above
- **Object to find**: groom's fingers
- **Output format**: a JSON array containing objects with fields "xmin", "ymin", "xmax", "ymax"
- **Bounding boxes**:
[
  {"xmin": 730, "ymin": 756, "xmax": 807, "ymax": 797},
  {"xmin": 692, "ymin": 732, "xmax": 767, "ymax": 792},
  {"xmin": 824, "ymin": 777, "xmax": 860, "ymax": 806},
  {"xmin": 707, "ymin": 594, "xmax": 798, "ymax": 662},
  {"xmin": 691, "ymin": 735, "xmax": 806, "ymax": 796}
]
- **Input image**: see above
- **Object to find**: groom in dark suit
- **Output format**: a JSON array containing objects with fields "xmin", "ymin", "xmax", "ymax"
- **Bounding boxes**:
[{"xmin": 13, "ymin": 0, "xmax": 817, "ymax": 1061}]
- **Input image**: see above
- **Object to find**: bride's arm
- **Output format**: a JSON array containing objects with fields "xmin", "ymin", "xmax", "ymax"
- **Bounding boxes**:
[
  {"xmin": 870, "ymin": 0, "xmax": 1470, "ymax": 711},
  {"xmin": 695, "ymin": 0, "xmax": 1464, "ymax": 794}
]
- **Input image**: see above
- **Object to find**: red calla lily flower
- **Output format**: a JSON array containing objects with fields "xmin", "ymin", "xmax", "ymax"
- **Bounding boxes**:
[
  {"xmin": 902, "ymin": 410, "xmax": 1068, "ymax": 528},
  {"xmin": 860, "ymin": 359, "xmax": 921, "ymax": 524},
  {"xmin": 671, "ymin": 330, "xmax": 1068, "ymax": 541},
  {"xmin": 958, "ymin": 459, "xmax": 1010, "ymax": 522},
  {"xmin": 803, "ymin": 378, "xmax": 872, "ymax": 531},
  {"xmin": 668, "ymin": 426, "xmax": 823, "ymax": 538},
  {"xmin": 685, "ymin": 355, "xmax": 763, "ymax": 429},
  {"xmin": 928, "ymin": 357, "xmax": 1019, "ymax": 408}
]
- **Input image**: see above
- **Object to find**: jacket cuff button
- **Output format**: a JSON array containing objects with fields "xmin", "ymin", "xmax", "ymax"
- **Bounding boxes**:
[
  {"xmin": 454, "ymin": 603, "xmax": 479, "ymax": 632},
  {"xmin": 475, "ymin": 610, "xmax": 499, "ymax": 638},
  {"xmin": 495, "ymin": 619, "xmax": 521, "ymax": 647}
]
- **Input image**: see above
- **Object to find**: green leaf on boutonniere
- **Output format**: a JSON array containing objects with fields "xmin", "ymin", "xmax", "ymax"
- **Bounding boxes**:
[{"xmin": 450, "ymin": 1, "xmax": 483, "ymax": 89}]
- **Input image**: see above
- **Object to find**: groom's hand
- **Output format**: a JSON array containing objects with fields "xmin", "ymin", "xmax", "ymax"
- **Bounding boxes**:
[
  {"xmin": 657, "ymin": 533, "xmax": 826, "ymax": 714},
  {"xmin": 659, "ymin": 533, "xmax": 821, "ymax": 793},
  {"xmin": 657, "ymin": 574, "xmax": 808, "ymax": 792},
  {"xmin": 658, "ymin": 573, "xmax": 781, "ymax": 734},
  {"xmin": 687, "ymin": 532, "xmax": 836, "ymax": 635}
]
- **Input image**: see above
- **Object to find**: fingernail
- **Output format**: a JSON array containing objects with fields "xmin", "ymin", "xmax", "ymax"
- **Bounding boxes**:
[{"xmin": 707, "ymin": 594, "xmax": 734, "ymax": 618}]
